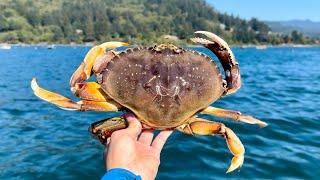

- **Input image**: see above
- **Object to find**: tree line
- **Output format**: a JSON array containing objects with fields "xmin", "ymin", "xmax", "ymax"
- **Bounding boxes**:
[{"xmin": 0, "ymin": 0, "xmax": 314, "ymax": 44}]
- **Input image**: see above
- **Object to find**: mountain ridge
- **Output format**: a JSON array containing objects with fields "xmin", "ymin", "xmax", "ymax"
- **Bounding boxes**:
[{"xmin": 265, "ymin": 19, "xmax": 320, "ymax": 38}]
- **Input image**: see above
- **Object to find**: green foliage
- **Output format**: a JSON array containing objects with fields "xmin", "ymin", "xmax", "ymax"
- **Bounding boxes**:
[{"xmin": 0, "ymin": 0, "xmax": 314, "ymax": 44}]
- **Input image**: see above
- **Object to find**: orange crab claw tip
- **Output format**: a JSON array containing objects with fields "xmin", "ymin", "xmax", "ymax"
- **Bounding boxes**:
[
  {"xmin": 226, "ymin": 155, "xmax": 244, "ymax": 173},
  {"xmin": 194, "ymin": 31, "xmax": 216, "ymax": 37},
  {"xmin": 194, "ymin": 31, "xmax": 229, "ymax": 46},
  {"xmin": 99, "ymin": 41, "xmax": 129, "ymax": 50}
]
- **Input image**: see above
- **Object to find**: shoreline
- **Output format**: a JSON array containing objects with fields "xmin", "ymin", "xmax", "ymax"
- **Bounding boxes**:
[{"xmin": 1, "ymin": 42, "xmax": 320, "ymax": 48}]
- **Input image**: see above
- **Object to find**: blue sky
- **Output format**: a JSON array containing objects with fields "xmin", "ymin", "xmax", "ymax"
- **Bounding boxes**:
[{"xmin": 207, "ymin": 0, "xmax": 320, "ymax": 21}]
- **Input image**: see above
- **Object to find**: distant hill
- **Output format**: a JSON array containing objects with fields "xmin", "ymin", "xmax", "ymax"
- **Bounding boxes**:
[
  {"xmin": 0, "ymin": 0, "xmax": 315, "ymax": 44},
  {"xmin": 265, "ymin": 20, "xmax": 320, "ymax": 38}
]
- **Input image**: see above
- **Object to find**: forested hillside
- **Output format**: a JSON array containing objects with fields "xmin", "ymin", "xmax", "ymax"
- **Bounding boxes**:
[{"xmin": 0, "ymin": 0, "xmax": 314, "ymax": 44}]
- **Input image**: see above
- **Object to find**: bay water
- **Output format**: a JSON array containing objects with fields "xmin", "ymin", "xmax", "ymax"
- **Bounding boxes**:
[{"xmin": 0, "ymin": 46, "xmax": 319, "ymax": 179}]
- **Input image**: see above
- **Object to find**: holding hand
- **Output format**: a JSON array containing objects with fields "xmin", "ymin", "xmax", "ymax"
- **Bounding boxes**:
[{"xmin": 104, "ymin": 114, "xmax": 173, "ymax": 180}]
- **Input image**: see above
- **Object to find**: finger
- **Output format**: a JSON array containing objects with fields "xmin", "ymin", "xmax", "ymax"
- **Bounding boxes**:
[
  {"xmin": 124, "ymin": 113, "xmax": 142, "ymax": 137},
  {"xmin": 138, "ymin": 130, "xmax": 154, "ymax": 145},
  {"xmin": 152, "ymin": 130, "xmax": 173, "ymax": 151}
]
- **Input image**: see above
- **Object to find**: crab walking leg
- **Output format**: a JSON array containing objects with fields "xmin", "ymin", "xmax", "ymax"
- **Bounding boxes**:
[
  {"xmin": 31, "ymin": 78, "xmax": 119, "ymax": 111},
  {"xmin": 176, "ymin": 118, "xmax": 245, "ymax": 173},
  {"xmin": 201, "ymin": 106, "xmax": 268, "ymax": 128},
  {"xmin": 69, "ymin": 41, "xmax": 129, "ymax": 87},
  {"xmin": 190, "ymin": 31, "xmax": 241, "ymax": 96}
]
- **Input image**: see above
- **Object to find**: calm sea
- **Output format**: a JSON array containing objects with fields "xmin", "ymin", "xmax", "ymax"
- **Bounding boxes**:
[{"xmin": 0, "ymin": 46, "xmax": 319, "ymax": 179}]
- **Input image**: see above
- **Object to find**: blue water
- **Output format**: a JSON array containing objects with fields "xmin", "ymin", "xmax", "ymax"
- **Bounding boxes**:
[{"xmin": 0, "ymin": 46, "xmax": 319, "ymax": 179}]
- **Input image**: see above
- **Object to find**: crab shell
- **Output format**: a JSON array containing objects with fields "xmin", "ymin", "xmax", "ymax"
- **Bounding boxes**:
[{"xmin": 99, "ymin": 45, "xmax": 224, "ymax": 128}]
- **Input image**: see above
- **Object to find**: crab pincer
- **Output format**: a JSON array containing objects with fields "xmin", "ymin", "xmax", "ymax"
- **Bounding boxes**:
[{"xmin": 191, "ymin": 31, "xmax": 241, "ymax": 95}]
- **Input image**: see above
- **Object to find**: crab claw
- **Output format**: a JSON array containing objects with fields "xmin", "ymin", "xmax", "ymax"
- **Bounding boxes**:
[
  {"xmin": 191, "ymin": 31, "xmax": 235, "ymax": 62},
  {"xmin": 193, "ymin": 31, "xmax": 233, "ymax": 55},
  {"xmin": 224, "ymin": 127, "xmax": 245, "ymax": 173},
  {"xmin": 191, "ymin": 31, "xmax": 241, "ymax": 96},
  {"xmin": 70, "ymin": 41, "xmax": 129, "ymax": 87}
]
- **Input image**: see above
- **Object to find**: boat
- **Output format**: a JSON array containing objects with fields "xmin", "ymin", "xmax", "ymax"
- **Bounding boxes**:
[{"xmin": 47, "ymin": 45, "xmax": 55, "ymax": 49}]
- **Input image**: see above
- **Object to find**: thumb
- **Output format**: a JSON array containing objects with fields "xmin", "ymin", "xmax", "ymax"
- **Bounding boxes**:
[{"xmin": 124, "ymin": 113, "xmax": 142, "ymax": 138}]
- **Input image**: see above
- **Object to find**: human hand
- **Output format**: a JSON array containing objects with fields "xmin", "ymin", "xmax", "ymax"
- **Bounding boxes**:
[{"xmin": 105, "ymin": 114, "xmax": 173, "ymax": 180}]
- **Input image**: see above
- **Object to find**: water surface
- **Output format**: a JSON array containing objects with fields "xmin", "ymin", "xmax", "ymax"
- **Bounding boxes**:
[{"xmin": 0, "ymin": 46, "xmax": 319, "ymax": 179}]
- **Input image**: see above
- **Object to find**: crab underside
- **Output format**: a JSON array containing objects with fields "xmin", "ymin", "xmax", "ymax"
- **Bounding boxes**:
[{"xmin": 31, "ymin": 31, "xmax": 267, "ymax": 173}]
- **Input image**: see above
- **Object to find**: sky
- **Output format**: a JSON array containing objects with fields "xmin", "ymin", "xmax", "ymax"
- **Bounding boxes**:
[{"xmin": 207, "ymin": 0, "xmax": 320, "ymax": 21}]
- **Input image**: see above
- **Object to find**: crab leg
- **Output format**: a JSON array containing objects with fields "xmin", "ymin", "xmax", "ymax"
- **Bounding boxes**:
[
  {"xmin": 191, "ymin": 31, "xmax": 241, "ymax": 96},
  {"xmin": 176, "ymin": 117, "xmax": 245, "ymax": 173},
  {"xmin": 200, "ymin": 106, "xmax": 267, "ymax": 128},
  {"xmin": 31, "ymin": 78, "xmax": 119, "ymax": 111},
  {"xmin": 31, "ymin": 42, "xmax": 128, "ymax": 110},
  {"xmin": 31, "ymin": 78, "xmax": 81, "ymax": 110},
  {"xmin": 70, "ymin": 41, "xmax": 129, "ymax": 88}
]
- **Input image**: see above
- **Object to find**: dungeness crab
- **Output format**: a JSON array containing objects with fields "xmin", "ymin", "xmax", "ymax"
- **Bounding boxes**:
[{"xmin": 31, "ymin": 31, "xmax": 267, "ymax": 173}]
